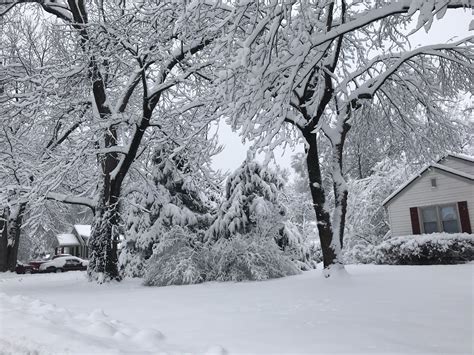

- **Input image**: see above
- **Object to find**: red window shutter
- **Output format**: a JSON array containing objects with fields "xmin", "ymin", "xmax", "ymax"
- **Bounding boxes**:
[
  {"xmin": 458, "ymin": 201, "xmax": 472, "ymax": 234},
  {"xmin": 410, "ymin": 207, "xmax": 421, "ymax": 235}
]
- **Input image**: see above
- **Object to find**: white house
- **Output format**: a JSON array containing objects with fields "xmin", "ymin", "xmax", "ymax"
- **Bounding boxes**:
[
  {"xmin": 382, "ymin": 154, "xmax": 473, "ymax": 237},
  {"xmin": 55, "ymin": 224, "xmax": 91, "ymax": 258}
]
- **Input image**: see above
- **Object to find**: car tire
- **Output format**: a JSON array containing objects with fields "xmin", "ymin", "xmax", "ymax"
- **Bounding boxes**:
[
  {"xmin": 55, "ymin": 268, "xmax": 63, "ymax": 273},
  {"xmin": 25, "ymin": 269, "xmax": 32, "ymax": 274}
]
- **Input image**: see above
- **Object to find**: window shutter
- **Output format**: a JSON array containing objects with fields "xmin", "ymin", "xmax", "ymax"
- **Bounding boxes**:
[
  {"xmin": 410, "ymin": 207, "xmax": 421, "ymax": 235},
  {"xmin": 457, "ymin": 201, "xmax": 472, "ymax": 234}
]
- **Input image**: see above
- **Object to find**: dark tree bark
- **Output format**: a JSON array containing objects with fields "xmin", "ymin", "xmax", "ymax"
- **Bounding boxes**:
[
  {"xmin": 332, "ymin": 123, "xmax": 351, "ymax": 250},
  {"xmin": 0, "ymin": 209, "xmax": 8, "ymax": 272},
  {"xmin": 87, "ymin": 191, "xmax": 121, "ymax": 282},
  {"xmin": 302, "ymin": 130, "xmax": 338, "ymax": 269},
  {"xmin": 2, "ymin": 203, "xmax": 27, "ymax": 272}
]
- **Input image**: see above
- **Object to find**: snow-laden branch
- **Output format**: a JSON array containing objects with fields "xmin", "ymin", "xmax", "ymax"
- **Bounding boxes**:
[
  {"xmin": 309, "ymin": 0, "xmax": 472, "ymax": 50},
  {"xmin": 45, "ymin": 192, "xmax": 97, "ymax": 210},
  {"xmin": 95, "ymin": 145, "xmax": 130, "ymax": 156},
  {"xmin": 113, "ymin": 69, "xmax": 142, "ymax": 115},
  {"xmin": 0, "ymin": 0, "xmax": 74, "ymax": 20},
  {"xmin": 147, "ymin": 39, "xmax": 213, "ymax": 104},
  {"xmin": 348, "ymin": 37, "xmax": 473, "ymax": 103}
]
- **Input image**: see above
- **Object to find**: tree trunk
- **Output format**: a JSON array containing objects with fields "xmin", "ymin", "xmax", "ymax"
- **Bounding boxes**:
[
  {"xmin": 87, "ymin": 129, "xmax": 122, "ymax": 283},
  {"xmin": 6, "ymin": 203, "xmax": 27, "ymax": 272},
  {"xmin": 303, "ymin": 131, "xmax": 340, "ymax": 273},
  {"xmin": 0, "ymin": 209, "xmax": 8, "ymax": 272},
  {"xmin": 87, "ymin": 189, "xmax": 121, "ymax": 283},
  {"xmin": 329, "ymin": 123, "xmax": 350, "ymax": 260}
]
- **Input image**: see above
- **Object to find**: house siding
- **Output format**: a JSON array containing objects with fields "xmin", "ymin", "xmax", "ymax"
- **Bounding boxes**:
[
  {"xmin": 439, "ymin": 156, "xmax": 474, "ymax": 175},
  {"xmin": 387, "ymin": 169, "xmax": 474, "ymax": 236}
]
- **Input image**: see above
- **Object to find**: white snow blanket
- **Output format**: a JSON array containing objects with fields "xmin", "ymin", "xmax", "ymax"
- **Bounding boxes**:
[
  {"xmin": 0, "ymin": 265, "xmax": 472, "ymax": 354},
  {"xmin": 0, "ymin": 292, "xmax": 207, "ymax": 354}
]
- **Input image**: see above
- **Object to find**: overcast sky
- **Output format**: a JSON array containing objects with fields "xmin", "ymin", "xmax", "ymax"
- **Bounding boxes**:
[{"xmin": 211, "ymin": 9, "xmax": 473, "ymax": 174}]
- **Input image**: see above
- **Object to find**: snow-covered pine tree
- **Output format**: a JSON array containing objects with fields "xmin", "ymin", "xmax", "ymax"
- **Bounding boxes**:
[
  {"xmin": 207, "ymin": 155, "xmax": 282, "ymax": 239},
  {"xmin": 144, "ymin": 156, "xmax": 317, "ymax": 286},
  {"xmin": 120, "ymin": 141, "xmax": 217, "ymax": 278},
  {"xmin": 207, "ymin": 155, "xmax": 316, "ymax": 270}
]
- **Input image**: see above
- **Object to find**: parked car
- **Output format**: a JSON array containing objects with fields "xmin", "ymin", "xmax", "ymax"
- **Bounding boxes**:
[
  {"xmin": 39, "ymin": 256, "xmax": 89, "ymax": 273},
  {"xmin": 15, "ymin": 262, "xmax": 33, "ymax": 274},
  {"xmin": 52, "ymin": 254, "xmax": 72, "ymax": 260},
  {"xmin": 15, "ymin": 260, "xmax": 47, "ymax": 274}
]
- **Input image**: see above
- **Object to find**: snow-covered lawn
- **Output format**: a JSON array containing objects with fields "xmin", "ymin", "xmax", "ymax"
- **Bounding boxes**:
[{"xmin": 0, "ymin": 264, "xmax": 472, "ymax": 354}]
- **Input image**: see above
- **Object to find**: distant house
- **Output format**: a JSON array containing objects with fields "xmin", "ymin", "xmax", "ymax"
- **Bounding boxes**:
[
  {"xmin": 382, "ymin": 154, "xmax": 473, "ymax": 237},
  {"xmin": 55, "ymin": 225, "xmax": 91, "ymax": 259}
]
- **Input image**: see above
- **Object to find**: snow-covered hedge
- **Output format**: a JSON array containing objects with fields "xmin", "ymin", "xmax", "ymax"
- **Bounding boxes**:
[
  {"xmin": 373, "ymin": 233, "xmax": 474, "ymax": 265},
  {"xmin": 143, "ymin": 226, "xmax": 300, "ymax": 287},
  {"xmin": 343, "ymin": 243, "xmax": 378, "ymax": 264}
]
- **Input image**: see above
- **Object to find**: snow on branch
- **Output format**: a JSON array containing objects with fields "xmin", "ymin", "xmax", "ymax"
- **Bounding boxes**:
[
  {"xmin": 147, "ymin": 39, "xmax": 213, "ymax": 105},
  {"xmin": 309, "ymin": 0, "xmax": 472, "ymax": 50},
  {"xmin": 348, "ymin": 37, "xmax": 473, "ymax": 104},
  {"xmin": 0, "ymin": 0, "xmax": 73, "ymax": 20},
  {"xmin": 45, "ymin": 192, "xmax": 97, "ymax": 210}
]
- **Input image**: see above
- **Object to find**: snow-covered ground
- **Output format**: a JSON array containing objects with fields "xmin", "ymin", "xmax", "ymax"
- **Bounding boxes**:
[{"xmin": 0, "ymin": 264, "xmax": 472, "ymax": 354}]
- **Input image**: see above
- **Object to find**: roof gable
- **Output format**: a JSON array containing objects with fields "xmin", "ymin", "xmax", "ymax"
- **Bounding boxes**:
[
  {"xmin": 73, "ymin": 224, "xmax": 91, "ymax": 238},
  {"xmin": 56, "ymin": 233, "xmax": 80, "ymax": 246},
  {"xmin": 438, "ymin": 153, "xmax": 474, "ymax": 165},
  {"xmin": 382, "ymin": 163, "xmax": 474, "ymax": 206}
]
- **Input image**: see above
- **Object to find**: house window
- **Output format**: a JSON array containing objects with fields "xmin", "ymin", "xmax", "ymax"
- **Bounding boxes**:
[
  {"xmin": 421, "ymin": 207, "xmax": 438, "ymax": 233},
  {"xmin": 440, "ymin": 205, "xmax": 459, "ymax": 233},
  {"xmin": 430, "ymin": 178, "xmax": 437, "ymax": 187},
  {"xmin": 420, "ymin": 204, "xmax": 460, "ymax": 233}
]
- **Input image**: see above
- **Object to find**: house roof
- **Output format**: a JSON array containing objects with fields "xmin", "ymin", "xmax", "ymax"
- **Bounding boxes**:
[
  {"xmin": 74, "ymin": 224, "xmax": 91, "ymax": 238},
  {"xmin": 57, "ymin": 233, "xmax": 80, "ymax": 247},
  {"xmin": 439, "ymin": 153, "xmax": 474, "ymax": 164},
  {"xmin": 382, "ymin": 159, "xmax": 474, "ymax": 207}
]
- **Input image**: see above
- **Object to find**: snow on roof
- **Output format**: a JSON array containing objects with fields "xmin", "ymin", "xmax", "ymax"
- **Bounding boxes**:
[
  {"xmin": 439, "ymin": 153, "xmax": 474, "ymax": 164},
  {"xmin": 74, "ymin": 224, "xmax": 91, "ymax": 238},
  {"xmin": 56, "ymin": 233, "xmax": 80, "ymax": 246},
  {"xmin": 382, "ymin": 163, "xmax": 474, "ymax": 206},
  {"xmin": 431, "ymin": 163, "xmax": 474, "ymax": 180}
]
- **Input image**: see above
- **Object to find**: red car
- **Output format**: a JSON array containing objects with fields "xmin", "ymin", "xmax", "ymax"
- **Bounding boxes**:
[{"xmin": 15, "ymin": 260, "xmax": 46, "ymax": 274}]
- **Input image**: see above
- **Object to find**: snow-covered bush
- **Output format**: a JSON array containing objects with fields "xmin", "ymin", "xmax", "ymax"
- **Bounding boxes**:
[
  {"xmin": 373, "ymin": 233, "xmax": 474, "ymax": 265},
  {"xmin": 208, "ymin": 233, "xmax": 299, "ymax": 282},
  {"xmin": 143, "ymin": 226, "xmax": 299, "ymax": 287},
  {"xmin": 343, "ymin": 243, "xmax": 378, "ymax": 264},
  {"xmin": 143, "ymin": 226, "xmax": 208, "ymax": 286}
]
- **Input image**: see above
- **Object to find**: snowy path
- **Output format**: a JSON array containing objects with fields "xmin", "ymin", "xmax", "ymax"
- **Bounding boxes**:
[{"xmin": 0, "ymin": 265, "xmax": 473, "ymax": 354}]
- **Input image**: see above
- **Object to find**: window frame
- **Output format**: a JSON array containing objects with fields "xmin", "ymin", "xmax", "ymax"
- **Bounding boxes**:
[{"xmin": 419, "ymin": 203, "xmax": 461, "ymax": 234}]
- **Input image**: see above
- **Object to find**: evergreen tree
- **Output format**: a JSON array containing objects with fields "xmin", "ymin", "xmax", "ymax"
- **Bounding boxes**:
[
  {"xmin": 207, "ymin": 156, "xmax": 316, "ymax": 270},
  {"xmin": 120, "ymin": 142, "xmax": 217, "ymax": 277}
]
